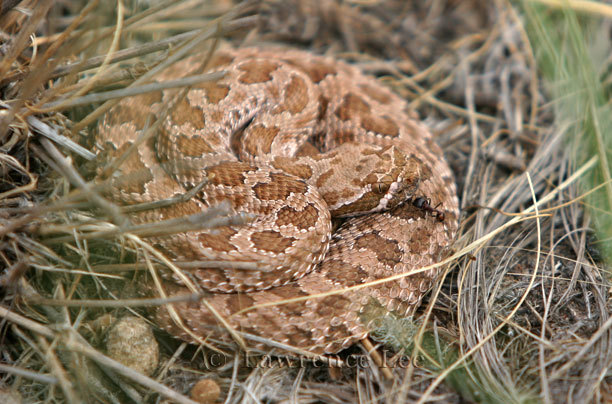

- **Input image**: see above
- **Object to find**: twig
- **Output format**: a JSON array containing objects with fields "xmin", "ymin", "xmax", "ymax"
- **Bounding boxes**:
[
  {"xmin": 32, "ymin": 139, "xmax": 127, "ymax": 226},
  {"xmin": 90, "ymin": 260, "xmax": 263, "ymax": 272},
  {"xmin": 25, "ymin": 294, "xmax": 204, "ymax": 308},
  {"xmin": 0, "ymin": 363, "xmax": 58, "ymax": 385},
  {"xmin": 41, "ymin": 70, "xmax": 226, "ymax": 111},
  {"xmin": 42, "ymin": 204, "xmax": 252, "ymax": 244},
  {"xmin": 120, "ymin": 178, "xmax": 208, "ymax": 213},
  {"xmin": 27, "ymin": 116, "xmax": 96, "ymax": 160},
  {"xmin": 0, "ymin": 305, "xmax": 54, "ymax": 338}
]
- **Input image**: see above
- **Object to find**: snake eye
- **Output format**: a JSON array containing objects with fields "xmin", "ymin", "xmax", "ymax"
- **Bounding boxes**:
[{"xmin": 373, "ymin": 182, "xmax": 390, "ymax": 194}]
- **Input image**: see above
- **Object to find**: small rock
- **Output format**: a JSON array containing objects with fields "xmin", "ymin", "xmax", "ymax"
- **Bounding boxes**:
[
  {"xmin": 190, "ymin": 378, "xmax": 221, "ymax": 404},
  {"xmin": 0, "ymin": 388, "xmax": 22, "ymax": 404},
  {"xmin": 105, "ymin": 316, "xmax": 159, "ymax": 376}
]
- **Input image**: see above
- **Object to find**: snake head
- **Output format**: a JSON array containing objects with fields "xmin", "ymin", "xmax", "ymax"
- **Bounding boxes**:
[
  {"xmin": 328, "ymin": 146, "xmax": 420, "ymax": 218},
  {"xmin": 369, "ymin": 148, "xmax": 421, "ymax": 210}
]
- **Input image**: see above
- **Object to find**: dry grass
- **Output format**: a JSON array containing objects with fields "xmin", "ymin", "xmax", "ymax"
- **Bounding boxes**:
[{"xmin": 1, "ymin": 0, "xmax": 610, "ymax": 403}]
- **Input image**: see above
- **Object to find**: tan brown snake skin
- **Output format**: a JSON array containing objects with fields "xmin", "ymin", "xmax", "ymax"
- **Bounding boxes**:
[{"xmin": 97, "ymin": 47, "xmax": 459, "ymax": 354}]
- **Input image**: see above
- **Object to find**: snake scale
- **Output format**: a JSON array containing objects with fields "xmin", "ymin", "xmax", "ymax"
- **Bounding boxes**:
[{"xmin": 97, "ymin": 47, "xmax": 459, "ymax": 354}]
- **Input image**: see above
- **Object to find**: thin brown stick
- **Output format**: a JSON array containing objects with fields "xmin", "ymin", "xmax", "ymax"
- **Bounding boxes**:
[
  {"xmin": 40, "ymin": 70, "xmax": 226, "ymax": 111},
  {"xmin": 32, "ymin": 139, "xmax": 127, "ymax": 226},
  {"xmin": 25, "ymin": 294, "xmax": 204, "ymax": 308}
]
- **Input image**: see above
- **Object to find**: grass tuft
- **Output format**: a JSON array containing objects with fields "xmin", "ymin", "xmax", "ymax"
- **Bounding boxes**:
[{"xmin": 522, "ymin": 0, "xmax": 612, "ymax": 267}]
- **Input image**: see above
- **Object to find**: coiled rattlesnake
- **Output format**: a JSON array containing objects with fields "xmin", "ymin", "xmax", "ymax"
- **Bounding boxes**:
[{"xmin": 97, "ymin": 47, "xmax": 459, "ymax": 354}]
